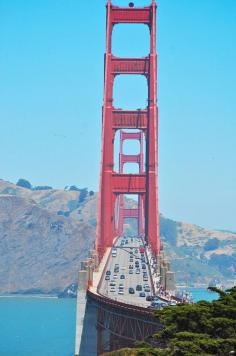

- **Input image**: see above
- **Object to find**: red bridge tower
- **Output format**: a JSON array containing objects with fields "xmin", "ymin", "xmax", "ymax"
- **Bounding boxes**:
[{"xmin": 96, "ymin": 0, "xmax": 160, "ymax": 259}]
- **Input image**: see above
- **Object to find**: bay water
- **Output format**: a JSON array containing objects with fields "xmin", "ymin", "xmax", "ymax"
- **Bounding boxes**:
[{"xmin": 0, "ymin": 288, "xmax": 218, "ymax": 356}]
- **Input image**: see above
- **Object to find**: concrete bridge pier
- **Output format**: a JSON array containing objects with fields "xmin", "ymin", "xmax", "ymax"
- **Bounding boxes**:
[{"xmin": 75, "ymin": 291, "xmax": 98, "ymax": 356}]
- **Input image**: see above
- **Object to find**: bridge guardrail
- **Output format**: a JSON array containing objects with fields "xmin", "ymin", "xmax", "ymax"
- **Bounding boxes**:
[{"xmin": 87, "ymin": 289, "xmax": 158, "ymax": 319}]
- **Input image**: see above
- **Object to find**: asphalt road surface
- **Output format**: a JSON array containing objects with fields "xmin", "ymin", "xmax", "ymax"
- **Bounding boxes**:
[{"xmin": 100, "ymin": 236, "xmax": 153, "ymax": 308}]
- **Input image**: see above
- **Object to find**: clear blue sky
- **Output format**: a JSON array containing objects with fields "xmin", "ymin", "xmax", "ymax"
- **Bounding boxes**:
[{"xmin": 0, "ymin": 0, "xmax": 235, "ymax": 231}]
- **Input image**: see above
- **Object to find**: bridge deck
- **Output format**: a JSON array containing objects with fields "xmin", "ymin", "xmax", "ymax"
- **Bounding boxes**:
[{"xmin": 98, "ymin": 236, "xmax": 153, "ymax": 308}]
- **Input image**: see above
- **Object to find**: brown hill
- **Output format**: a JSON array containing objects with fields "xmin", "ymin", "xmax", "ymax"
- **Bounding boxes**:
[
  {"xmin": 0, "ymin": 182, "xmax": 95, "ymax": 294},
  {"xmin": 0, "ymin": 179, "xmax": 235, "ymax": 294}
]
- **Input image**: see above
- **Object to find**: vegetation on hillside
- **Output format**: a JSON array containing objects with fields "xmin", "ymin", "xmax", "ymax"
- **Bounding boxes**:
[{"xmin": 104, "ymin": 287, "xmax": 236, "ymax": 356}]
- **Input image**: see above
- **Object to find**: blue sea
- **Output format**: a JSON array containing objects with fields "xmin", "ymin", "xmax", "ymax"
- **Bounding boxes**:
[{"xmin": 0, "ymin": 289, "xmax": 218, "ymax": 356}]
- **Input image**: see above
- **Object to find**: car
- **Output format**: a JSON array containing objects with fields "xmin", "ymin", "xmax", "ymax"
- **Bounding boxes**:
[
  {"xmin": 110, "ymin": 287, "xmax": 116, "ymax": 292},
  {"xmin": 119, "ymin": 283, "xmax": 124, "ymax": 289},
  {"xmin": 142, "ymin": 264, "xmax": 146, "ymax": 269},
  {"xmin": 134, "ymin": 249, "xmax": 138, "ymax": 253},
  {"xmin": 143, "ymin": 276, "xmax": 148, "ymax": 282},
  {"xmin": 106, "ymin": 270, "xmax": 111, "ymax": 275},
  {"xmin": 152, "ymin": 301, "xmax": 167, "ymax": 308},
  {"xmin": 112, "ymin": 248, "xmax": 117, "ymax": 257},
  {"xmin": 136, "ymin": 285, "xmax": 142, "ymax": 291},
  {"xmin": 139, "ymin": 292, "xmax": 145, "ymax": 297},
  {"xmin": 136, "ymin": 269, "xmax": 140, "ymax": 274},
  {"xmin": 113, "ymin": 274, "xmax": 118, "ymax": 279},
  {"xmin": 121, "ymin": 266, "xmax": 126, "ymax": 270},
  {"xmin": 146, "ymin": 295, "xmax": 152, "ymax": 301},
  {"xmin": 109, "ymin": 281, "xmax": 116, "ymax": 286},
  {"xmin": 144, "ymin": 287, "xmax": 150, "ymax": 292},
  {"xmin": 120, "ymin": 274, "xmax": 125, "ymax": 279},
  {"xmin": 118, "ymin": 290, "xmax": 124, "ymax": 295},
  {"xmin": 129, "ymin": 269, "xmax": 133, "ymax": 274},
  {"xmin": 129, "ymin": 265, "xmax": 133, "ymax": 269},
  {"xmin": 143, "ymin": 284, "xmax": 149, "ymax": 289},
  {"xmin": 129, "ymin": 287, "xmax": 135, "ymax": 294},
  {"xmin": 105, "ymin": 275, "xmax": 110, "ymax": 280}
]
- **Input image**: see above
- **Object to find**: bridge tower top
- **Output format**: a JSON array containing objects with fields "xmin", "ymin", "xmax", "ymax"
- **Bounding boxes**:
[{"xmin": 96, "ymin": 0, "xmax": 160, "ymax": 260}]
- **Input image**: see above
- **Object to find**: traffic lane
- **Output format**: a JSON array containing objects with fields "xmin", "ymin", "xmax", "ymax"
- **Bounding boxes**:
[
  {"xmin": 101, "ymin": 237, "xmax": 151, "ymax": 306},
  {"xmin": 103, "ymin": 238, "xmax": 150, "ymax": 303}
]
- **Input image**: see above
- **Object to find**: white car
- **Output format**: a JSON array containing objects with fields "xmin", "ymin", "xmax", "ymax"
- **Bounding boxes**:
[
  {"xmin": 136, "ymin": 269, "xmax": 140, "ymax": 274},
  {"xmin": 121, "ymin": 266, "xmax": 126, "ymax": 270},
  {"xmin": 110, "ymin": 287, "xmax": 116, "ymax": 292},
  {"xmin": 113, "ymin": 274, "xmax": 118, "ymax": 279},
  {"xmin": 118, "ymin": 290, "xmax": 124, "ymax": 295}
]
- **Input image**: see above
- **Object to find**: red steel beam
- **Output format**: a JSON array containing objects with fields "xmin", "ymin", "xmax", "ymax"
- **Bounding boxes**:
[
  {"xmin": 111, "ymin": 56, "xmax": 149, "ymax": 76},
  {"xmin": 110, "ymin": 6, "xmax": 151, "ymax": 25},
  {"xmin": 112, "ymin": 109, "xmax": 147, "ymax": 131},
  {"xmin": 112, "ymin": 173, "xmax": 146, "ymax": 194},
  {"xmin": 123, "ymin": 208, "xmax": 139, "ymax": 218}
]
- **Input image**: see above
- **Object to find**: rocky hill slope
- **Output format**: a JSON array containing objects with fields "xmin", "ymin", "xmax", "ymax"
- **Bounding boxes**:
[{"xmin": 0, "ymin": 179, "xmax": 235, "ymax": 294}]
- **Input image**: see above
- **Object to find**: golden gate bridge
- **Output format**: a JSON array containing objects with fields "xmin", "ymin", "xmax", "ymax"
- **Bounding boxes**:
[{"xmin": 75, "ymin": 1, "xmax": 176, "ymax": 355}]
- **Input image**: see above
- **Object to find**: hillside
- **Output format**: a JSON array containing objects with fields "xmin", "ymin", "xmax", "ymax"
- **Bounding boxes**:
[{"xmin": 0, "ymin": 179, "xmax": 235, "ymax": 295}]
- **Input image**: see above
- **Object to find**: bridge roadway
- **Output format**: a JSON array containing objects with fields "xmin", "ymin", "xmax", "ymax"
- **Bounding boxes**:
[
  {"xmin": 75, "ymin": 237, "xmax": 161, "ymax": 356},
  {"xmin": 99, "ymin": 236, "xmax": 154, "ymax": 308}
]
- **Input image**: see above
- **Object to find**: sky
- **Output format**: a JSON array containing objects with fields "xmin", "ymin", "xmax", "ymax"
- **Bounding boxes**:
[{"xmin": 0, "ymin": 0, "xmax": 235, "ymax": 231}]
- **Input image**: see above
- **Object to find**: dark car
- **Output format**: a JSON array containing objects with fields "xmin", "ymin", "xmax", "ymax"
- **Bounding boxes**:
[
  {"xmin": 120, "ymin": 274, "xmax": 125, "ymax": 279},
  {"xmin": 139, "ymin": 292, "xmax": 145, "ymax": 297},
  {"xmin": 129, "ymin": 287, "xmax": 135, "ymax": 294},
  {"xmin": 136, "ymin": 284, "xmax": 142, "ymax": 291},
  {"xmin": 106, "ymin": 270, "xmax": 111, "ymax": 275},
  {"xmin": 146, "ymin": 295, "xmax": 152, "ymax": 301}
]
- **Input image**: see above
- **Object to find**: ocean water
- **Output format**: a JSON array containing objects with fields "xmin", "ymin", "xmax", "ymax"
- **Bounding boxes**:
[
  {"xmin": 0, "ymin": 297, "xmax": 76, "ymax": 356},
  {"xmin": 0, "ymin": 289, "xmax": 218, "ymax": 356}
]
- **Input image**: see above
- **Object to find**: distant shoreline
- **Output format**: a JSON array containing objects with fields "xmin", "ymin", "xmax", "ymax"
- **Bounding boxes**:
[{"xmin": 0, "ymin": 294, "xmax": 58, "ymax": 299}]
